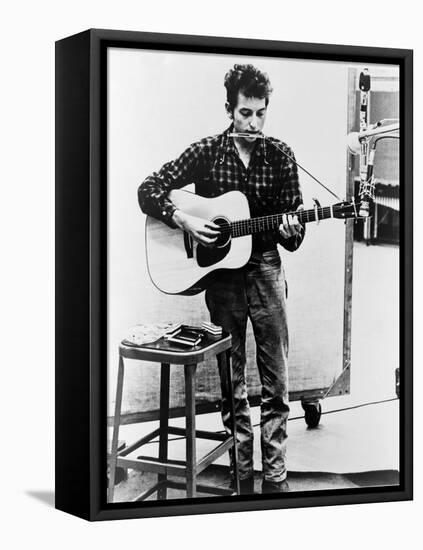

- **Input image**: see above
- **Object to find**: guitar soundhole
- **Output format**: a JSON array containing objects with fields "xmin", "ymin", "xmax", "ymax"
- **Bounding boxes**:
[
  {"xmin": 196, "ymin": 217, "xmax": 231, "ymax": 268},
  {"xmin": 212, "ymin": 217, "xmax": 231, "ymax": 248}
]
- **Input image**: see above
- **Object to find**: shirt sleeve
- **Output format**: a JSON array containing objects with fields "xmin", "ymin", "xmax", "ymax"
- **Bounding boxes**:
[
  {"xmin": 138, "ymin": 142, "xmax": 203, "ymax": 228},
  {"xmin": 277, "ymin": 146, "xmax": 306, "ymax": 252}
]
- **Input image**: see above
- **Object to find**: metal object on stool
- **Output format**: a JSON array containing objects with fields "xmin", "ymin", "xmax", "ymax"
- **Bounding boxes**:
[{"xmin": 108, "ymin": 332, "xmax": 240, "ymax": 502}]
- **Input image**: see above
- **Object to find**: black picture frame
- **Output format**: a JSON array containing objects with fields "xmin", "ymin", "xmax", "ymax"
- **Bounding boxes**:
[{"xmin": 55, "ymin": 28, "xmax": 413, "ymax": 521}]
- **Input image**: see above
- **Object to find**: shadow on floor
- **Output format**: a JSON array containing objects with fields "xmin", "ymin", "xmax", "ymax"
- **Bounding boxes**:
[
  {"xmin": 26, "ymin": 490, "xmax": 55, "ymax": 508},
  {"xmin": 112, "ymin": 464, "xmax": 399, "ymax": 502}
]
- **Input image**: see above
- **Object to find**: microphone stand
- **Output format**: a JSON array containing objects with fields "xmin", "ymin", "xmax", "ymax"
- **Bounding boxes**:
[{"xmin": 346, "ymin": 70, "xmax": 399, "ymax": 243}]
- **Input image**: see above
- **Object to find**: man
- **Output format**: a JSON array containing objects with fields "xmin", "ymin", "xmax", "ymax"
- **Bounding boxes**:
[{"xmin": 138, "ymin": 64, "xmax": 305, "ymax": 494}]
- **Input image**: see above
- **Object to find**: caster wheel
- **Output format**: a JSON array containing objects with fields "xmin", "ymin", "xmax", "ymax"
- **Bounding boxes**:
[
  {"xmin": 302, "ymin": 401, "xmax": 322, "ymax": 428},
  {"xmin": 395, "ymin": 368, "xmax": 400, "ymax": 399}
]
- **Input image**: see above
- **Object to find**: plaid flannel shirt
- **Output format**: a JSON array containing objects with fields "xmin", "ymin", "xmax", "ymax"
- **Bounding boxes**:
[{"xmin": 138, "ymin": 125, "xmax": 305, "ymax": 252}]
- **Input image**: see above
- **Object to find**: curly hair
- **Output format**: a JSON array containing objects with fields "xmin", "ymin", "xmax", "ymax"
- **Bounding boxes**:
[{"xmin": 224, "ymin": 64, "xmax": 273, "ymax": 111}]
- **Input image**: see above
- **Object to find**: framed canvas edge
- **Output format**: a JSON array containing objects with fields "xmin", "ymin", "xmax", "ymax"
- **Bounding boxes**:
[{"xmin": 55, "ymin": 28, "xmax": 413, "ymax": 522}]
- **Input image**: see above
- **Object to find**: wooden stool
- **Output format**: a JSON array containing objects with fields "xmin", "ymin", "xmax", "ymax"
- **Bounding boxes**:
[{"xmin": 108, "ymin": 332, "xmax": 240, "ymax": 502}]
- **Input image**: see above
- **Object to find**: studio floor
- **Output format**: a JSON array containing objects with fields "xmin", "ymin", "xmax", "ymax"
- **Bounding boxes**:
[{"xmin": 109, "ymin": 242, "xmax": 400, "ymax": 500}]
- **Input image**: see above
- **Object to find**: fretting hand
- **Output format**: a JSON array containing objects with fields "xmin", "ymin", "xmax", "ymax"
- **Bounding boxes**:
[
  {"xmin": 279, "ymin": 204, "xmax": 304, "ymax": 239},
  {"xmin": 172, "ymin": 209, "xmax": 220, "ymax": 248}
]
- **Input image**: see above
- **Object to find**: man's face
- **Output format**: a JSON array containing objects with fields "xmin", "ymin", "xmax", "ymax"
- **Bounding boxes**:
[{"xmin": 228, "ymin": 92, "xmax": 267, "ymax": 142}]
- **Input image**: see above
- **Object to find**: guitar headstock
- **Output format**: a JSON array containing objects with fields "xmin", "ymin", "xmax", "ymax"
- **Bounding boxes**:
[{"xmin": 332, "ymin": 200, "xmax": 365, "ymax": 219}]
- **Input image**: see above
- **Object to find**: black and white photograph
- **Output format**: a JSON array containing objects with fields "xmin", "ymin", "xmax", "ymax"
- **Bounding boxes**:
[
  {"xmin": 105, "ymin": 44, "xmax": 404, "ymax": 504},
  {"xmin": 4, "ymin": 0, "xmax": 420, "ymax": 544}
]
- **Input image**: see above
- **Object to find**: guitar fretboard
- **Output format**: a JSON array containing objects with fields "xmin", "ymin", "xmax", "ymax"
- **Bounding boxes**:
[{"xmin": 230, "ymin": 206, "xmax": 334, "ymax": 238}]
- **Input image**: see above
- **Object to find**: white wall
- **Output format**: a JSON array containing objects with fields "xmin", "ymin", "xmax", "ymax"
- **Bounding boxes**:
[{"xmin": 107, "ymin": 49, "xmax": 397, "ymax": 412}]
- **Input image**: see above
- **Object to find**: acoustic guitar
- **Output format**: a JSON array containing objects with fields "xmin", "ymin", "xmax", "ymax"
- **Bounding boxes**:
[{"xmin": 145, "ymin": 189, "xmax": 361, "ymax": 295}]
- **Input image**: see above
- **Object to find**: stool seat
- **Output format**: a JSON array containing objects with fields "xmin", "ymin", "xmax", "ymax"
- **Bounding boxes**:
[
  {"xmin": 119, "ymin": 331, "xmax": 232, "ymax": 363},
  {"xmin": 108, "ymin": 331, "xmax": 240, "ymax": 502}
]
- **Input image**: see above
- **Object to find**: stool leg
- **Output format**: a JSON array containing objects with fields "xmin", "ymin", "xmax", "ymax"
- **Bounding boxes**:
[
  {"xmin": 158, "ymin": 363, "xmax": 170, "ymax": 500},
  {"xmin": 108, "ymin": 355, "xmax": 124, "ymax": 503},
  {"xmin": 218, "ymin": 350, "xmax": 240, "ymax": 495},
  {"xmin": 184, "ymin": 364, "xmax": 197, "ymax": 498}
]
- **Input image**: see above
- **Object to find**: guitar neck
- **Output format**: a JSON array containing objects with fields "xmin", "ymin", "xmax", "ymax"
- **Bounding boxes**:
[{"xmin": 230, "ymin": 206, "xmax": 334, "ymax": 238}]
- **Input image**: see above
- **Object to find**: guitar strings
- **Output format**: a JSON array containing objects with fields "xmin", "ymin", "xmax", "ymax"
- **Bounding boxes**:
[{"xmin": 215, "ymin": 206, "xmax": 335, "ymax": 236}]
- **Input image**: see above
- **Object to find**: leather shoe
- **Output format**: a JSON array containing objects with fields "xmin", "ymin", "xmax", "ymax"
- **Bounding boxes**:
[
  {"xmin": 261, "ymin": 479, "xmax": 290, "ymax": 493},
  {"xmin": 230, "ymin": 476, "xmax": 255, "ymax": 495}
]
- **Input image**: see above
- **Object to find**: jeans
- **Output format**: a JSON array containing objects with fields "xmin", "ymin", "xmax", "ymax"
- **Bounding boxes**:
[{"xmin": 205, "ymin": 249, "xmax": 289, "ymax": 482}]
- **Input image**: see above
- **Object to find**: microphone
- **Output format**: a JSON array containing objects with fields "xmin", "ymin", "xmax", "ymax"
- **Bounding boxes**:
[{"xmin": 347, "ymin": 122, "xmax": 399, "ymax": 155}]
